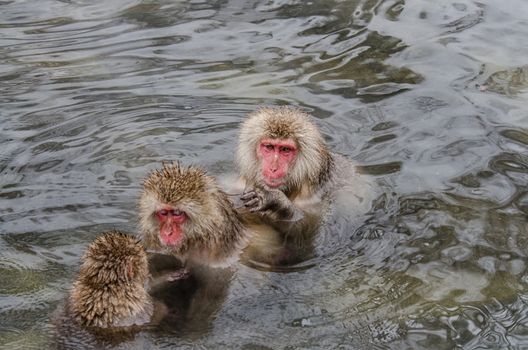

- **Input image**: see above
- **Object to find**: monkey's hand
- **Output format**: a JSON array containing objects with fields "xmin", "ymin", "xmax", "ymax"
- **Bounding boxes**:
[
  {"xmin": 149, "ymin": 268, "xmax": 190, "ymax": 291},
  {"xmin": 241, "ymin": 187, "xmax": 304, "ymax": 222}
]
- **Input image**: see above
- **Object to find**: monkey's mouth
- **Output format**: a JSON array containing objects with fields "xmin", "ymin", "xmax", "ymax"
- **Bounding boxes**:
[
  {"xmin": 159, "ymin": 232, "xmax": 184, "ymax": 248},
  {"xmin": 264, "ymin": 178, "xmax": 285, "ymax": 188}
]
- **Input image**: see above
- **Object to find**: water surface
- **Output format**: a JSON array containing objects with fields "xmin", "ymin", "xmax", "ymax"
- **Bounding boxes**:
[{"xmin": 1, "ymin": 0, "xmax": 528, "ymax": 348}]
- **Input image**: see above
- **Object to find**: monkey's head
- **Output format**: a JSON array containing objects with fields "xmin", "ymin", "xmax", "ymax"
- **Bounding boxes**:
[
  {"xmin": 237, "ymin": 106, "xmax": 330, "ymax": 192},
  {"xmin": 71, "ymin": 230, "xmax": 153, "ymax": 329},
  {"xmin": 78, "ymin": 230, "xmax": 148, "ymax": 286},
  {"xmin": 139, "ymin": 162, "xmax": 233, "ymax": 260}
]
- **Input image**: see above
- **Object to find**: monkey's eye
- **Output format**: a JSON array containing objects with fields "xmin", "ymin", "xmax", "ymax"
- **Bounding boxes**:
[
  {"xmin": 171, "ymin": 210, "xmax": 187, "ymax": 222},
  {"xmin": 264, "ymin": 144, "xmax": 274, "ymax": 151},
  {"xmin": 171, "ymin": 209, "xmax": 184, "ymax": 217},
  {"xmin": 280, "ymin": 146, "xmax": 292, "ymax": 153},
  {"xmin": 156, "ymin": 209, "xmax": 187, "ymax": 222}
]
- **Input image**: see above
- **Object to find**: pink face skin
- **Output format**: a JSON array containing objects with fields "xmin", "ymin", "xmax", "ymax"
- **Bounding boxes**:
[
  {"xmin": 258, "ymin": 138, "xmax": 297, "ymax": 188},
  {"xmin": 155, "ymin": 207, "xmax": 187, "ymax": 246}
]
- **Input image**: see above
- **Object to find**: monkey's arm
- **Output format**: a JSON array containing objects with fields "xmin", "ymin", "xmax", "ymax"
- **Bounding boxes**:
[
  {"xmin": 147, "ymin": 268, "xmax": 190, "ymax": 292},
  {"xmin": 241, "ymin": 186, "xmax": 304, "ymax": 222}
]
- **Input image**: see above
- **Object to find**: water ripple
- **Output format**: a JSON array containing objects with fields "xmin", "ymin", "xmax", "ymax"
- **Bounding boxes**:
[{"xmin": 1, "ymin": 0, "xmax": 528, "ymax": 348}]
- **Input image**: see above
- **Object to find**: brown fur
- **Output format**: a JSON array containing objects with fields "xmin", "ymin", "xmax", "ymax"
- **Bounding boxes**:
[
  {"xmin": 139, "ymin": 162, "xmax": 247, "ymax": 267},
  {"xmin": 143, "ymin": 163, "xmax": 208, "ymax": 207},
  {"xmin": 69, "ymin": 230, "xmax": 153, "ymax": 329}
]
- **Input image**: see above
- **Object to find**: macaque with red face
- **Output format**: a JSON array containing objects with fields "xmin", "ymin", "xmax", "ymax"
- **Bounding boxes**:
[
  {"xmin": 237, "ymin": 106, "xmax": 341, "ymax": 225},
  {"xmin": 139, "ymin": 162, "xmax": 248, "ymax": 268},
  {"xmin": 235, "ymin": 107, "xmax": 370, "ymax": 266},
  {"xmin": 137, "ymin": 163, "xmax": 244, "ymax": 336}
]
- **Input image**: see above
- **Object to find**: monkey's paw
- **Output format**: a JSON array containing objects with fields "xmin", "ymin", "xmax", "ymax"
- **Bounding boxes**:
[
  {"xmin": 166, "ymin": 268, "xmax": 190, "ymax": 281},
  {"xmin": 241, "ymin": 187, "xmax": 267, "ymax": 212}
]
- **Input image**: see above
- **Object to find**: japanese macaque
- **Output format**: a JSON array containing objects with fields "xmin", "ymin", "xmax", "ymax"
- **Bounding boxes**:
[
  {"xmin": 139, "ymin": 162, "xmax": 248, "ymax": 268},
  {"xmin": 237, "ymin": 107, "xmax": 334, "ymax": 223},
  {"xmin": 54, "ymin": 231, "xmax": 166, "ymax": 349},
  {"xmin": 68, "ymin": 230, "xmax": 154, "ymax": 329},
  {"xmin": 235, "ymin": 106, "xmax": 371, "ymax": 267},
  {"xmin": 137, "ymin": 163, "xmax": 242, "ymax": 337}
]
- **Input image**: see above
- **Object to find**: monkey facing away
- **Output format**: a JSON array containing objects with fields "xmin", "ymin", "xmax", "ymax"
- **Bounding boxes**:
[
  {"xmin": 139, "ymin": 162, "xmax": 248, "ymax": 268},
  {"xmin": 54, "ymin": 230, "xmax": 168, "ymax": 349},
  {"xmin": 234, "ymin": 107, "xmax": 373, "ymax": 266},
  {"xmin": 68, "ymin": 230, "xmax": 154, "ymax": 329}
]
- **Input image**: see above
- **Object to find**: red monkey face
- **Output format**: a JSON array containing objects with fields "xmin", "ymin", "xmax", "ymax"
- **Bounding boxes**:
[
  {"xmin": 155, "ymin": 207, "xmax": 187, "ymax": 246},
  {"xmin": 257, "ymin": 138, "xmax": 297, "ymax": 188}
]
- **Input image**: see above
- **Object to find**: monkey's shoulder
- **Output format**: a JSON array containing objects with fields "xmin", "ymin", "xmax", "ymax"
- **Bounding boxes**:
[
  {"xmin": 327, "ymin": 153, "xmax": 378, "ymax": 215},
  {"xmin": 323, "ymin": 153, "xmax": 368, "ymax": 195}
]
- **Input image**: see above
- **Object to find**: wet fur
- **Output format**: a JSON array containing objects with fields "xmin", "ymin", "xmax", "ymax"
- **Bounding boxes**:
[
  {"xmin": 139, "ymin": 162, "xmax": 248, "ymax": 267},
  {"xmin": 235, "ymin": 107, "xmax": 363, "ymax": 267},
  {"xmin": 68, "ymin": 230, "xmax": 153, "ymax": 329},
  {"xmin": 237, "ymin": 106, "xmax": 335, "ymax": 194}
]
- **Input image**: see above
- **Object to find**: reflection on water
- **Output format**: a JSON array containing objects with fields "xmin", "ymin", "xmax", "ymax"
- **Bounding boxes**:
[{"xmin": 1, "ymin": 0, "xmax": 528, "ymax": 348}]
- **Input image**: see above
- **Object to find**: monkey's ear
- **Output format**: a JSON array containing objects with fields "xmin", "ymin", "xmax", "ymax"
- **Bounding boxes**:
[{"xmin": 127, "ymin": 260, "xmax": 135, "ymax": 280}]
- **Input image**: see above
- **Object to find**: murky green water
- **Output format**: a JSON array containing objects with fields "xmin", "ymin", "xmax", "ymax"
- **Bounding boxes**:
[{"xmin": 1, "ymin": 0, "xmax": 528, "ymax": 348}]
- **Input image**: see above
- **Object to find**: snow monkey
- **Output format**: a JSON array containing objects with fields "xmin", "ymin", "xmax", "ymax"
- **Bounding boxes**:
[
  {"xmin": 139, "ymin": 162, "xmax": 248, "ymax": 268},
  {"xmin": 236, "ymin": 106, "xmax": 371, "ymax": 266},
  {"xmin": 67, "ymin": 230, "xmax": 154, "ymax": 329},
  {"xmin": 54, "ymin": 231, "xmax": 180, "ymax": 349},
  {"xmin": 137, "ymin": 163, "xmax": 245, "ymax": 336}
]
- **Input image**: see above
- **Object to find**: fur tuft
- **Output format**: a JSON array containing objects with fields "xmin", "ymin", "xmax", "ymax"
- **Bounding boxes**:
[{"xmin": 69, "ymin": 230, "xmax": 153, "ymax": 328}]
